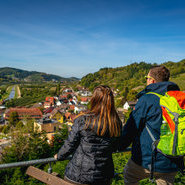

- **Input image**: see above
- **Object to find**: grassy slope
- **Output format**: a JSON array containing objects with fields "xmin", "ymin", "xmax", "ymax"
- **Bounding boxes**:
[
  {"xmin": 171, "ymin": 73, "xmax": 185, "ymax": 91},
  {"xmin": 2, "ymin": 85, "xmax": 13, "ymax": 100},
  {"xmin": 81, "ymin": 61, "xmax": 185, "ymax": 94}
]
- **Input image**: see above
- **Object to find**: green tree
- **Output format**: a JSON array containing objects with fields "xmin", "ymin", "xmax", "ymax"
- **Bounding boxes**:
[
  {"xmin": 115, "ymin": 98, "xmax": 123, "ymax": 108},
  {"xmin": 124, "ymin": 108, "xmax": 132, "ymax": 123},
  {"xmin": 2, "ymin": 125, "xmax": 10, "ymax": 134},
  {"xmin": 123, "ymin": 87, "xmax": 129, "ymax": 100},
  {"xmin": 16, "ymin": 121, "xmax": 24, "ymax": 129},
  {"xmin": 50, "ymin": 124, "xmax": 69, "ymax": 155},
  {"xmin": 56, "ymin": 82, "xmax": 61, "ymax": 96},
  {"xmin": 67, "ymin": 94, "xmax": 72, "ymax": 99},
  {"xmin": 126, "ymin": 90, "xmax": 137, "ymax": 101},
  {"xmin": 0, "ymin": 127, "xmax": 52, "ymax": 184},
  {"xmin": 9, "ymin": 111, "xmax": 19, "ymax": 127},
  {"xmin": 1, "ymin": 126, "xmax": 51, "ymax": 163}
]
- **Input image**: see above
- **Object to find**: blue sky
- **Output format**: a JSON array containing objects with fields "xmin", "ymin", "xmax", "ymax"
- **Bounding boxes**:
[{"xmin": 0, "ymin": 0, "xmax": 185, "ymax": 78}]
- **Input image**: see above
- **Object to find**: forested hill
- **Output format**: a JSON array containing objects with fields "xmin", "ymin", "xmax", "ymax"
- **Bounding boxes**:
[
  {"xmin": 81, "ymin": 59, "xmax": 185, "ymax": 94},
  {"xmin": 0, "ymin": 67, "xmax": 79, "ymax": 82}
]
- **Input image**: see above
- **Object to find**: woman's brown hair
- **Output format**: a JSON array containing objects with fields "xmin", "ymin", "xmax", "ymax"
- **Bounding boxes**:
[{"xmin": 85, "ymin": 85, "xmax": 122, "ymax": 137}]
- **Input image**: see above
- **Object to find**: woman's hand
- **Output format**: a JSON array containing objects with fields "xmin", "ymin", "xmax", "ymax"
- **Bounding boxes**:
[{"xmin": 54, "ymin": 154, "xmax": 58, "ymax": 159}]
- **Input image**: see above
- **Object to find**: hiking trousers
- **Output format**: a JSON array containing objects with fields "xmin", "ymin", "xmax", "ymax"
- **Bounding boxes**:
[{"xmin": 123, "ymin": 159, "xmax": 177, "ymax": 185}]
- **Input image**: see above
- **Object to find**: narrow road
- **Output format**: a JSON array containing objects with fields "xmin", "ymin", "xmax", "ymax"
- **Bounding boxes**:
[{"xmin": 16, "ymin": 85, "xmax": 21, "ymax": 98}]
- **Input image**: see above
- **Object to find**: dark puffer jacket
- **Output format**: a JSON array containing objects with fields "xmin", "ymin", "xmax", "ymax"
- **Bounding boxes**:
[{"xmin": 57, "ymin": 115, "xmax": 121, "ymax": 184}]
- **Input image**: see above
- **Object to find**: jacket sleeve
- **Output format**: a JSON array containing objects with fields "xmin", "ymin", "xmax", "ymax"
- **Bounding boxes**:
[
  {"xmin": 118, "ymin": 96, "xmax": 148, "ymax": 150},
  {"xmin": 57, "ymin": 117, "xmax": 82, "ymax": 160}
]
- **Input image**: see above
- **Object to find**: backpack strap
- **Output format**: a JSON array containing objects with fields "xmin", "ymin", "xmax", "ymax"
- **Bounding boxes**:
[
  {"xmin": 146, "ymin": 125, "xmax": 158, "ymax": 183},
  {"xmin": 147, "ymin": 92, "xmax": 163, "ymax": 98},
  {"xmin": 146, "ymin": 126, "xmax": 156, "ymax": 142}
]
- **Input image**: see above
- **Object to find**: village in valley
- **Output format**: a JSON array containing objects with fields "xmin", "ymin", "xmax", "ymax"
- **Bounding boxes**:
[{"xmin": 0, "ymin": 84, "xmax": 135, "ymax": 155}]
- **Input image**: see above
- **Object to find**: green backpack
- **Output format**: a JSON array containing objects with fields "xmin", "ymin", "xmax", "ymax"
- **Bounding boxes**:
[{"xmin": 146, "ymin": 91, "xmax": 185, "ymax": 181}]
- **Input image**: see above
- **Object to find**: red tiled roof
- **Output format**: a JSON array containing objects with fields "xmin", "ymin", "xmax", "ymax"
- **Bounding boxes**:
[
  {"xmin": 65, "ymin": 112, "xmax": 71, "ymax": 119},
  {"xmin": 65, "ymin": 112, "xmax": 76, "ymax": 122},
  {"xmin": 69, "ymin": 105, "xmax": 75, "ymax": 110},
  {"xmin": 44, "ymin": 102, "xmax": 52, "ymax": 106},
  {"xmin": 46, "ymin": 97, "xmax": 54, "ymax": 101},
  {"xmin": 43, "ymin": 107, "xmax": 55, "ymax": 114},
  {"xmin": 60, "ymin": 95, "xmax": 67, "ymax": 99},
  {"xmin": 81, "ymin": 97, "xmax": 91, "ymax": 102},
  {"xmin": 5, "ymin": 107, "xmax": 43, "ymax": 120},
  {"xmin": 45, "ymin": 97, "xmax": 55, "ymax": 104},
  {"xmin": 81, "ymin": 97, "xmax": 88, "ymax": 102}
]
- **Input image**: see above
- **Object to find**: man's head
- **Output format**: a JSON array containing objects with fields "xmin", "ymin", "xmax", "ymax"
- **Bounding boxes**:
[{"xmin": 146, "ymin": 65, "xmax": 170, "ymax": 86}]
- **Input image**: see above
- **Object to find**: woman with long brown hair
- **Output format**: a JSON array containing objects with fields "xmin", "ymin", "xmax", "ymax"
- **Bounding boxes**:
[{"xmin": 54, "ymin": 85, "xmax": 122, "ymax": 185}]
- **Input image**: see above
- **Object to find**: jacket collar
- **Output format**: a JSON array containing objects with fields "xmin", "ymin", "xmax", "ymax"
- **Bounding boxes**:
[{"xmin": 137, "ymin": 81, "xmax": 180, "ymax": 99}]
